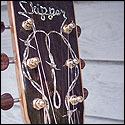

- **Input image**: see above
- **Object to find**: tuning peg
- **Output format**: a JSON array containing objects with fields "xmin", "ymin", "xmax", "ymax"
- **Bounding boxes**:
[
  {"xmin": 76, "ymin": 25, "xmax": 81, "ymax": 37},
  {"xmin": 80, "ymin": 58, "xmax": 85, "ymax": 69},
  {"xmin": 1, "ymin": 93, "xmax": 21, "ymax": 110},
  {"xmin": 83, "ymin": 88, "xmax": 88, "ymax": 100},
  {"xmin": 1, "ymin": 53, "xmax": 15, "ymax": 71},
  {"xmin": 1, "ymin": 21, "xmax": 11, "ymax": 33}
]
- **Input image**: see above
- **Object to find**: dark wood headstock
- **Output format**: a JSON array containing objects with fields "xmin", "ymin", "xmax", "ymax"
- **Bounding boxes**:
[{"xmin": 7, "ymin": 1, "xmax": 85, "ymax": 124}]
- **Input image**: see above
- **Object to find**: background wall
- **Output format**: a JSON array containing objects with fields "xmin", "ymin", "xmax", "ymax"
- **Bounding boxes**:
[{"xmin": 1, "ymin": 1, "xmax": 124, "ymax": 124}]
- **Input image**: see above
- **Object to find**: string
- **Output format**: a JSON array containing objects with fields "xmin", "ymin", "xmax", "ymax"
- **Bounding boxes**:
[
  {"xmin": 21, "ymin": 45, "xmax": 51, "ymax": 124},
  {"xmin": 32, "ymin": 23, "xmax": 57, "ymax": 124},
  {"xmin": 71, "ymin": 68, "xmax": 76, "ymax": 124},
  {"xmin": 67, "ymin": 23, "xmax": 76, "ymax": 124},
  {"xmin": 67, "ymin": 35, "xmax": 71, "ymax": 124},
  {"xmin": 18, "ymin": 12, "xmax": 57, "ymax": 124},
  {"xmin": 45, "ymin": 34, "xmax": 61, "ymax": 109},
  {"xmin": 21, "ymin": 36, "xmax": 51, "ymax": 124},
  {"xmin": 37, "ymin": 65, "xmax": 51, "ymax": 124},
  {"xmin": 19, "ymin": 11, "xmax": 81, "ymax": 124}
]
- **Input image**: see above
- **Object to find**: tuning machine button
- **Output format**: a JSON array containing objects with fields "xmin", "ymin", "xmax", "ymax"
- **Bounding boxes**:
[
  {"xmin": 1, "ymin": 53, "xmax": 9, "ymax": 71},
  {"xmin": 1, "ymin": 21, "xmax": 11, "ymax": 33},
  {"xmin": 1, "ymin": 53, "xmax": 15, "ymax": 71},
  {"xmin": 76, "ymin": 25, "xmax": 81, "ymax": 37},
  {"xmin": 80, "ymin": 58, "xmax": 86, "ymax": 69},
  {"xmin": 1, "ymin": 93, "xmax": 21, "ymax": 110},
  {"xmin": 83, "ymin": 88, "xmax": 88, "ymax": 100}
]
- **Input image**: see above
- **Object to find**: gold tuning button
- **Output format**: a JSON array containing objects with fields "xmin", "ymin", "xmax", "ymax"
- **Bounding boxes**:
[
  {"xmin": 27, "ymin": 57, "xmax": 40, "ymax": 69},
  {"xmin": 1, "ymin": 53, "xmax": 15, "ymax": 71},
  {"xmin": 64, "ymin": 58, "xmax": 80, "ymax": 69},
  {"xmin": 33, "ymin": 98, "xmax": 48, "ymax": 110},
  {"xmin": 1, "ymin": 21, "xmax": 11, "ymax": 33},
  {"xmin": 69, "ymin": 95, "xmax": 84, "ymax": 106},
  {"xmin": 1, "ymin": 93, "xmax": 21, "ymax": 110},
  {"xmin": 22, "ymin": 18, "xmax": 34, "ymax": 31},
  {"xmin": 63, "ymin": 21, "xmax": 76, "ymax": 34}
]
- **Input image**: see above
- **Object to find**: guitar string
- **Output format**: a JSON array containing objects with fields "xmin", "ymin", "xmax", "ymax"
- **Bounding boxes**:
[
  {"xmin": 22, "ymin": 23, "xmax": 79, "ymax": 123},
  {"xmin": 71, "ymin": 67, "xmax": 75, "ymax": 124},
  {"xmin": 21, "ymin": 36, "xmax": 51, "ymax": 124},
  {"xmin": 34, "ymin": 25, "xmax": 77, "ymax": 124},
  {"xmin": 32, "ymin": 23, "xmax": 57, "ymax": 124},
  {"xmin": 60, "ymin": 18, "xmax": 76, "ymax": 124},
  {"xmin": 62, "ymin": 21, "xmax": 81, "ymax": 124},
  {"xmin": 68, "ymin": 27, "xmax": 76, "ymax": 124},
  {"xmin": 44, "ymin": 34, "xmax": 61, "ymax": 110},
  {"xmin": 60, "ymin": 19, "xmax": 76, "ymax": 124},
  {"xmin": 37, "ymin": 65, "xmax": 51, "ymax": 124},
  {"xmin": 68, "ymin": 24, "xmax": 76, "ymax": 124},
  {"xmin": 19, "ymin": 3, "xmax": 82, "ymax": 124},
  {"xmin": 67, "ymin": 27, "xmax": 73, "ymax": 124},
  {"xmin": 19, "ymin": 12, "xmax": 81, "ymax": 124},
  {"xmin": 35, "ymin": 23, "xmax": 78, "ymax": 123},
  {"xmin": 67, "ymin": 36, "xmax": 71, "ymax": 124},
  {"xmin": 18, "ymin": 12, "xmax": 57, "ymax": 124}
]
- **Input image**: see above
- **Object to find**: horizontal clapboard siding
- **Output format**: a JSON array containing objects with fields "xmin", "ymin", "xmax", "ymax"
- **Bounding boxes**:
[{"xmin": 1, "ymin": 1, "xmax": 124, "ymax": 124}]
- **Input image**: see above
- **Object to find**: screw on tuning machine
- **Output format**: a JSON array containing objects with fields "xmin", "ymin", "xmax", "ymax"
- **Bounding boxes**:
[
  {"xmin": 1, "ymin": 53, "xmax": 15, "ymax": 71},
  {"xmin": 1, "ymin": 21, "xmax": 11, "ymax": 33},
  {"xmin": 1, "ymin": 93, "xmax": 21, "ymax": 110}
]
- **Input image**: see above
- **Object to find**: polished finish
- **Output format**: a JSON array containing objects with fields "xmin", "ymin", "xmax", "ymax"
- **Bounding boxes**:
[
  {"xmin": 80, "ymin": 58, "xmax": 86, "ymax": 69},
  {"xmin": 1, "ymin": 1, "xmax": 124, "ymax": 124},
  {"xmin": 1, "ymin": 21, "xmax": 5, "ymax": 33},
  {"xmin": 1, "ymin": 93, "xmax": 14, "ymax": 110},
  {"xmin": 84, "ymin": 88, "xmax": 88, "ymax": 100},
  {"xmin": 7, "ymin": 1, "xmax": 84, "ymax": 124},
  {"xmin": 77, "ymin": 25, "xmax": 81, "ymax": 37},
  {"xmin": 1, "ymin": 21, "xmax": 10, "ymax": 33},
  {"xmin": 1, "ymin": 53, "xmax": 9, "ymax": 71},
  {"xmin": 1, "ymin": 93, "xmax": 21, "ymax": 110}
]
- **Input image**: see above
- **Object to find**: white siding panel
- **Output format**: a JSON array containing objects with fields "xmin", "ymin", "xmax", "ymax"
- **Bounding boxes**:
[
  {"xmin": 84, "ymin": 115, "xmax": 124, "ymax": 124},
  {"xmin": 75, "ymin": 1, "xmax": 124, "ymax": 61},
  {"xmin": 83, "ymin": 61, "xmax": 124, "ymax": 120}
]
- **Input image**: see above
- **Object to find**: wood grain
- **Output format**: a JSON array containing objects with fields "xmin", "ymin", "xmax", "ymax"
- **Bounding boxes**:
[
  {"xmin": 6, "ymin": 1, "xmax": 84, "ymax": 124},
  {"xmin": 75, "ymin": 1, "xmax": 124, "ymax": 61},
  {"xmin": 1, "ymin": 1, "xmax": 124, "ymax": 124},
  {"xmin": 83, "ymin": 61, "xmax": 124, "ymax": 120},
  {"xmin": 7, "ymin": 1, "xmax": 31, "ymax": 124}
]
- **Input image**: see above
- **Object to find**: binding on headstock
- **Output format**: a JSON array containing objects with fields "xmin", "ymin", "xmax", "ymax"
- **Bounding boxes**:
[{"xmin": 1, "ymin": 1, "xmax": 88, "ymax": 124}]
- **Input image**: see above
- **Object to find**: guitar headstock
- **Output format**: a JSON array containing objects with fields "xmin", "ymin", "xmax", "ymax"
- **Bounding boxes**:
[{"xmin": 1, "ymin": 1, "xmax": 88, "ymax": 124}]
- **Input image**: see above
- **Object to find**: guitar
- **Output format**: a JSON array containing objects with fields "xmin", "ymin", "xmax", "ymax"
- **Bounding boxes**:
[{"xmin": 1, "ymin": 1, "xmax": 87, "ymax": 124}]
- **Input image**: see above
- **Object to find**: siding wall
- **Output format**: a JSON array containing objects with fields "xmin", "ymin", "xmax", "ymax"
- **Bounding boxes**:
[{"xmin": 1, "ymin": 1, "xmax": 124, "ymax": 124}]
